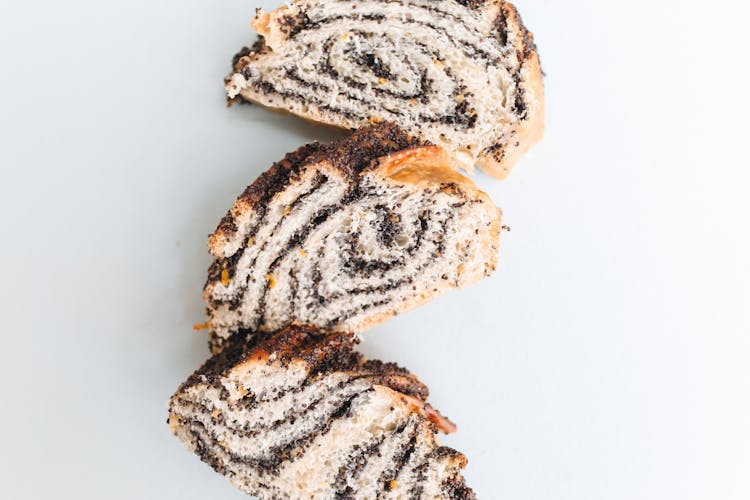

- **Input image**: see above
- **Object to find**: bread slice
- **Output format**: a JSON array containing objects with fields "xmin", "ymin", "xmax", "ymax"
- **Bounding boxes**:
[
  {"xmin": 203, "ymin": 123, "xmax": 501, "ymax": 351},
  {"xmin": 225, "ymin": 0, "xmax": 543, "ymax": 178},
  {"xmin": 168, "ymin": 325, "xmax": 475, "ymax": 499}
]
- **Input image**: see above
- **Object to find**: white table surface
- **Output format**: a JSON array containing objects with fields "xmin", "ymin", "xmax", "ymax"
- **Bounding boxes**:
[{"xmin": 1, "ymin": 1, "xmax": 749, "ymax": 498}]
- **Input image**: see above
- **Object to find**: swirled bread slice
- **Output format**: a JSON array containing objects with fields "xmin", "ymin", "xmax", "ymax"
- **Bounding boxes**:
[
  {"xmin": 203, "ymin": 124, "xmax": 501, "ymax": 351},
  {"xmin": 225, "ymin": 0, "xmax": 543, "ymax": 178},
  {"xmin": 168, "ymin": 325, "xmax": 475, "ymax": 499}
]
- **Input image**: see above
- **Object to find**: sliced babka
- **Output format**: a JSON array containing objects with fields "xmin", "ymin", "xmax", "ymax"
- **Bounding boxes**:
[
  {"xmin": 225, "ymin": 0, "xmax": 544, "ymax": 178},
  {"xmin": 203, "ymin": 123, "xmax": 501, "ymax": 351},
  {"xmin": 168, "ymin": 325, "xmax": 475, "ymax": 499}
]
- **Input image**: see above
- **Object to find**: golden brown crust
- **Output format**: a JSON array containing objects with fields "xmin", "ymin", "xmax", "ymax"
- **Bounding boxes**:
[
  {"xmin": 375, "ymin": 386, "xmax": 457, "ymax": 434},
  {"xmin": 373, "ymin": 146, "xmax": 502, "ymax": 220},
  {"xmin": 478, "ymin": 1, "xmax": 545, "ymax": 178}
]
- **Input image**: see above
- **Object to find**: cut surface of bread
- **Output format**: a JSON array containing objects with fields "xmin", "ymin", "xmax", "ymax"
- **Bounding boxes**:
[
  {"xmin": 168, "ymin": 325, "xmax": 475, "ymax": 499},
  {"xmin": 204, "ymin": 123, "xmax": 501, "ymax": 351},
  {"xmin": 225, "ymin": 0, "xmax": 543, "ymax": 178}
]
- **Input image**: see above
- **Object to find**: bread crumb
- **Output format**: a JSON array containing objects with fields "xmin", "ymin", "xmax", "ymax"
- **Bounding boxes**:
[{"xmin": 193, "ymin": 322, "xmax": 209, "ymax": 331}]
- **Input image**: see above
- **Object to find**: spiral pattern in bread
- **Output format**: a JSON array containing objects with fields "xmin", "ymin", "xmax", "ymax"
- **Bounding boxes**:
[
  {"xmin": 169, "ymin": 326, "xmax": 475, "ymax": 499},
  {"xmin": 203, "ymin": 124, "xmax": 501, "ymax": 351},
  {"xmin": 226, "ymin": 0, "xmax": 543, "ymax": 178}
]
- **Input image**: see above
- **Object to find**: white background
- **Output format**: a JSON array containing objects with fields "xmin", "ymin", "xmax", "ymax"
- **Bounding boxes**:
[{"xmin": 1, "ymin": 1, "xmax": 749, "ymax": 498}]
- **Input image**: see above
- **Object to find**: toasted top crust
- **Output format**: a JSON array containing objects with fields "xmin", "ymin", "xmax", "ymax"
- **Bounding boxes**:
[
  {"xmin": 179, "ymin": 324, "xmax": 456, "ymax": 433},
  {"xmin": 209, "ymin": 123, "xmax": 498, "ymax": 256}
]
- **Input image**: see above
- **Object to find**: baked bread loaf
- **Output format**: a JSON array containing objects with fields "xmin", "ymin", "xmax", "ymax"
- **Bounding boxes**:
[
  {"xmin": 168, "ymin": 325, "xmax": 475, "ymax": 499},
  {"xmin": 225, "ymin": 0, "xmax": 543, "ymax": 178},
  {"xmin": 204, "ymin": 123, "xmax": 501, "ymax": 351}
]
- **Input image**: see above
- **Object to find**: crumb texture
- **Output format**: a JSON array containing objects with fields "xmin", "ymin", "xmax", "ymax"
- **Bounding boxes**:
[
  {"xmin": 226, "ymin": 0, "xmax": 543, "ymax": 177},
  {"xmin": 204, "ymin": 124, "xmax": 501, "ymax": 350},
  {"xmin": 169, "ymin": 325, "xmax": 475, "ymax": 499}
]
